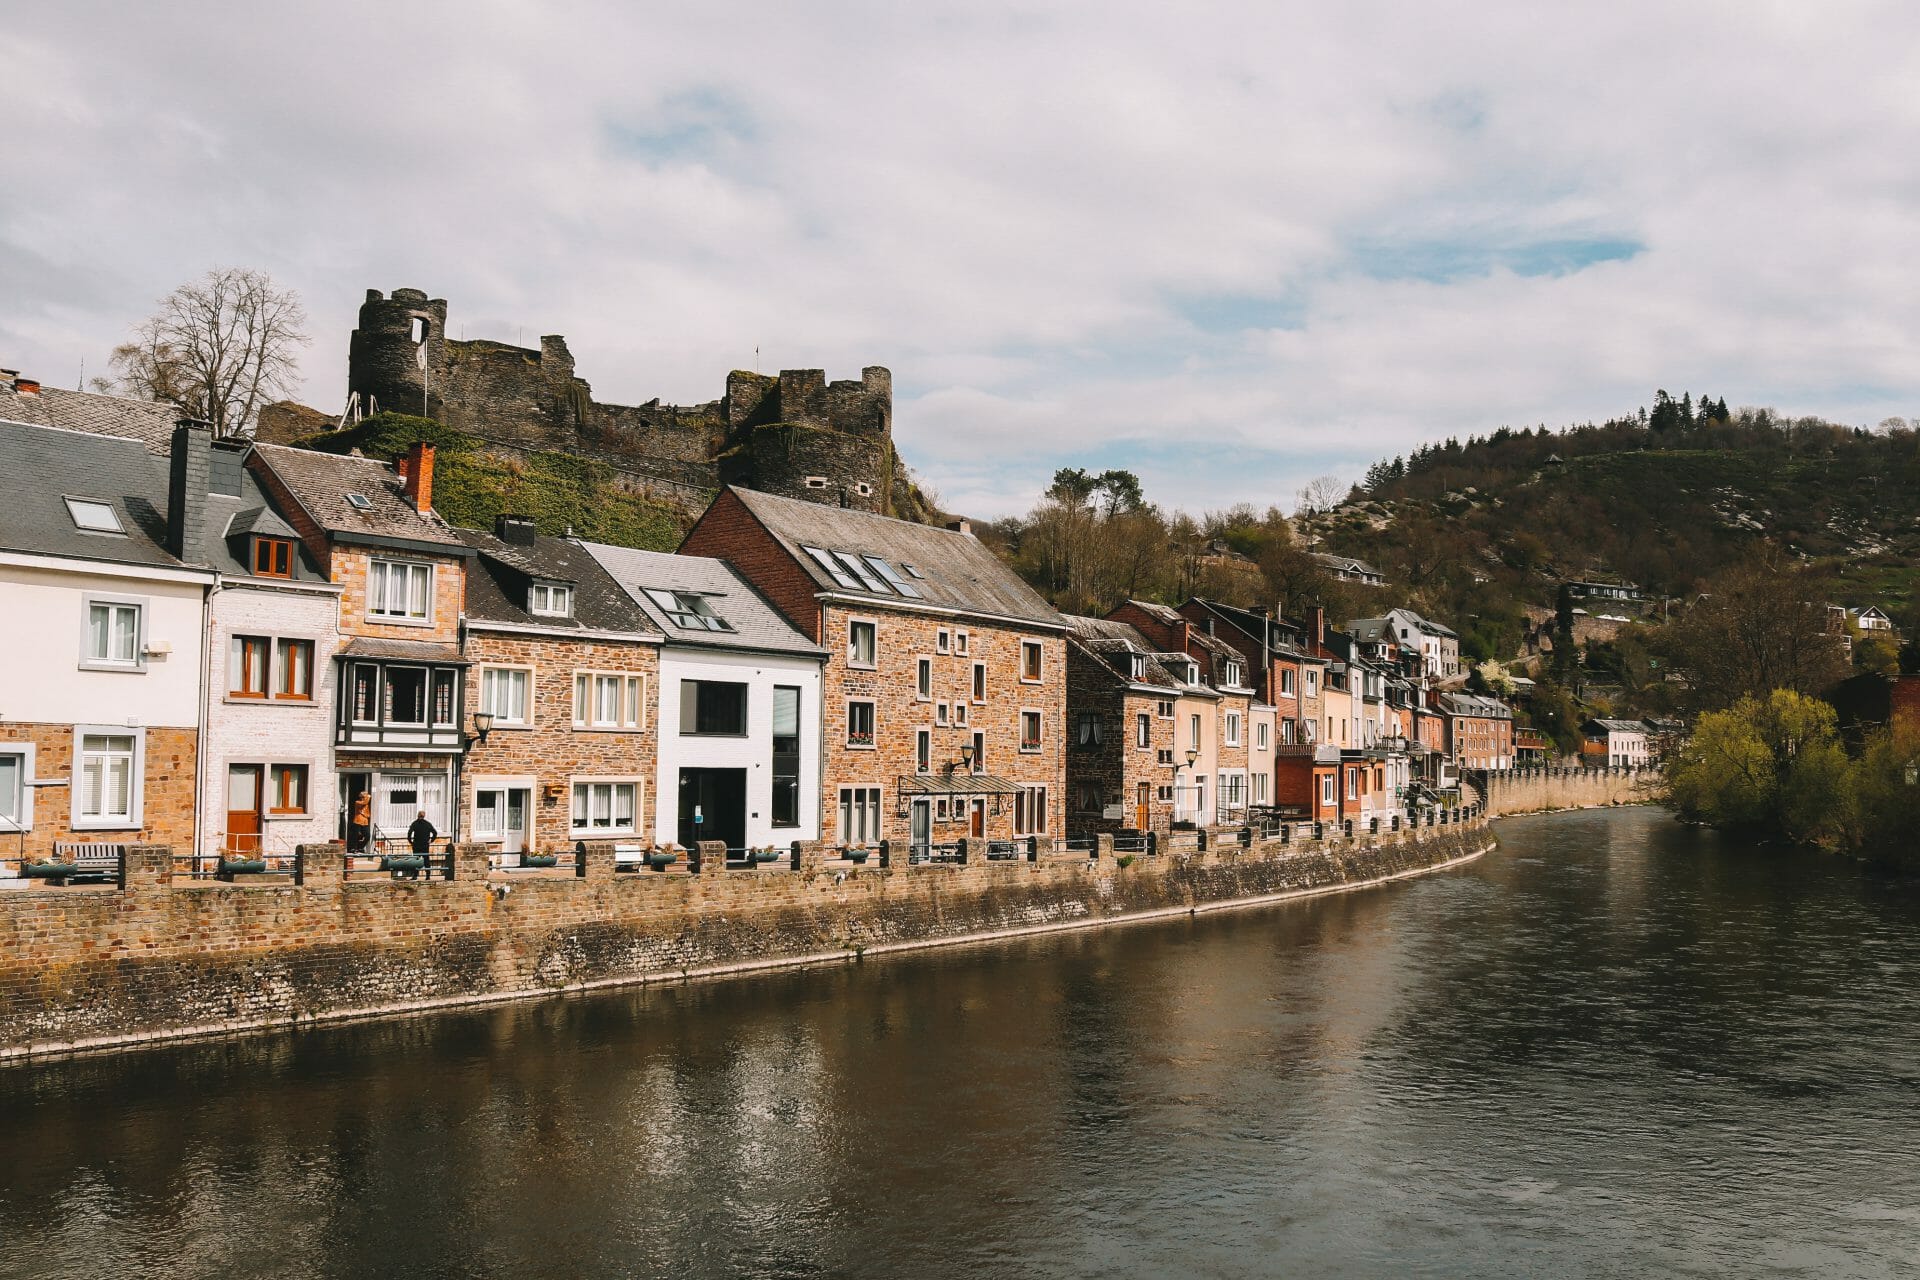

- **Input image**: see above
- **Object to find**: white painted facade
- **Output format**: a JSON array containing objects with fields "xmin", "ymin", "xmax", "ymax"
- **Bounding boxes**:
[
  {"xmin": 655, "ymin": 646, "xmax": 823, "ymax": 848},
  {"xmin": 1248, "ymin": 703, "xmax": 1276, "ymax": 809},
  {"xmin": 200, "ymin": 578, "xmax": 344, "ymax": 859}
]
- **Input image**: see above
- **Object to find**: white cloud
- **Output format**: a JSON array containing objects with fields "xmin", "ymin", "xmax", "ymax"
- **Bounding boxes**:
[{"xmin": 4, "ymin": 0, "xmax": 1917, "ymax": 517}]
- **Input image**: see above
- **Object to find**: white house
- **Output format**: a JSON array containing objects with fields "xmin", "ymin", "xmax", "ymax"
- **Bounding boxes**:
[
  {"xmin": 587, "ymin": 543, "xmax": 827, "ymax": 851},
  {"xmin": 1583, "ymin": 718, "xmax": 1650, "ymax": 768},
  {"xmin": 1852, "ymin": 606, "xmax": 1895, "ymax": 634}
]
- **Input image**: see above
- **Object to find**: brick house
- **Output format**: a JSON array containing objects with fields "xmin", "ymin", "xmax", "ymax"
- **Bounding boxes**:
[
  {"xmin": 1106, "ymin": 600, "xmax": 1253, "ymax": 825},
  {"xmin": 681, "ymin": 488, "xmax": 1066, "ymax": 854},
  {"xmin": 249, "ymin": 441, "xmax": 474, "ymax": 846},
  {"xmin": 1060, "ymin": 615, "xmax": 1195, "ymax": 835},
  {"xmin": 1436, "ymin": 691, "xmax": 1516, "ymax": 772},
  {"xmin": 454, "ymin": 517, "xmax": 663, "ymax": 862},
  {"xmin": 0, "ymin": 420, "xmax": 212, "ymax": 869}
]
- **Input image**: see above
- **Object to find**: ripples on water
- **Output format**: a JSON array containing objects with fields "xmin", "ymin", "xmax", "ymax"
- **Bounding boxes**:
[{"xmin": 4, "ymin": 808, "xmax": 1920, "ymax": 1278}]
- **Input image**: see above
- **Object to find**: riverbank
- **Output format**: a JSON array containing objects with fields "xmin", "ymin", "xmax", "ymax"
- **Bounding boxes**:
[{"xmin": 0, "ymin": 821, "xmax": 1493, "ymax": 1061}]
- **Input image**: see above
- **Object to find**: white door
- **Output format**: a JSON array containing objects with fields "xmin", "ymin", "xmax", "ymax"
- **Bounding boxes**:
[{"xmin": 503, "ymin": 789, "xmax": 528, "ymax": 855}]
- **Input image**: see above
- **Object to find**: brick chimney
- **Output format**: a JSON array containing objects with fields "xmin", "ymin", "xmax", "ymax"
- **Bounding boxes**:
[
  {"xmin": 946, "ymin": 519, "xmax": 973, "ymax": 537},
  {"xmin": 1308, "ymin": 605, "xmax": 1326, "ymax": 652},
  {"xmin": 401, "ymin": 441, "xmax": 435, "ymax": 514},
  {"xmin": 495, "ymin": 514, "xmax": 537, "ymax": 546},
  {"xmin": 166, "ymin": 421, "xmax": 212, "ymax": 561}
]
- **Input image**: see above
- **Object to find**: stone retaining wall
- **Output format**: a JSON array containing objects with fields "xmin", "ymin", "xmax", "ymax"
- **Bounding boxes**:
[
  {"xmin": 0, "ymin": 819, "xmax": 1493, "ymax": 1060},
  {"xmin": 1482, "ymin": 765, "xmax": 1657, "ymax": 816}
]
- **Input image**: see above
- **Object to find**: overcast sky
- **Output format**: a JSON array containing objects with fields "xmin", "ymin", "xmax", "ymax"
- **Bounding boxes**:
[{"xmin": 5, "ymin": 2, "xmax": 1917, "ymax": 516}]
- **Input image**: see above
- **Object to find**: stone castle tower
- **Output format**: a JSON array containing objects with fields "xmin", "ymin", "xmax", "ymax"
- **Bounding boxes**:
[{"xmin": 341, "ymin": 287, "xmax": 905, "ymax": 514}]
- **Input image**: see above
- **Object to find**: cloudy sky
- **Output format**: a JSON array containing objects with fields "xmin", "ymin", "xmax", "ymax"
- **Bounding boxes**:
[{"xmin": 5, "ymin": 2, "xmax": 1917, "ymax": 516}]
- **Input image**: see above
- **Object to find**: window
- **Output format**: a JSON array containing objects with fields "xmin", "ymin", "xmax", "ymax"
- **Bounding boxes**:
[
  {"xmin": 1256, "ymin": 722, "xmax": 1270, "ymax": 750},
  {"xmin": 1020, "ymin": 640, "xmax": 1043, "ymax": 682},
  {"xmin": 574, "ymin": 672, "xmax": 646, "ymax": 730},
  {"xmin": 955, "ymin": 630, "xmax": 969, "ymax": 656},
  {"xmin": 678, "ymin": 680, "xmax": 747, "ymax": 736},
  {"xmin": 955, "ymin": 703, "xmax": 970, "ymax": 727},
  {"xmin": 1225, "ymin": 661, "xmax": 1244, "ymax": 687},
  {"xmin": 1157, "ymin": 699, "xmax": 1174, "ymax": 719},
  {"xmin": 917, "ymin": 658, "xmax": 932, "ymax": 700},
  {"xmin": 1158, "ymin": 785, "xmax": 1174, "ymax": 803},
  {"xmin": 1158, "ymin": 749, "xmax": 1174, "ymax": 765},
  {"xmin": 803, "ymin": 546, "xmax": 862, "ymax": 590},
  {"xmin": 971, "ymin": 731, "xmax": 985, "ymax": 773},
  {"xmin": 847, "ymin": 619, "xmax": 877, "ymax": 668},
  {"xmin": 1306, "ymin": 669, "xmax": 1320, "ymax": 698},
  {"xmin": 269, "ymin": 764, "xmax": 309, "ymax": 815},
  {"xmin": 847, "ymin": 700, "xmax": 876, "ymax": 748},
  {"xmin": 65, "ymin": 497, "xmax": 124, "ymax": 534},
  {"xmin": 1189, "ymin": 713, "xmax": 1202, "ymax": 751},
  {"xmin": 1346, "ymin": 769, "xmax": 1359, "ymax": 801},
  {"xmin": 230, "ymin": 635, "xmax": 270, "ymax": 698},
  {"xmin": 346, "ymin": 493, "xmax": 374, "ymax": 512},
  {"xmin": 936, "ymin": 702, "xmax": 950, "ymax": 727},
  {"xmin": 916, "ymin": 729, "xmax": 932, "ymax": 774},
  {"xmin": 529, "ymin": 582, "xmax": 573, "ymax": 618},
  {"xmin": 1252, "ymin": 772, "xmax": 1270, "ymax": 805},
  {"xmin": 1280, "ymin": 669, "xmax": 1296, "ymax": 696},
  {"xmin": 84, "ymin": 598, "xmax": 143, "ymax": 668},
  {"xmin": 1014, "ymin": 786, "xmax": 1048, "ymax": 836},
  {"xmin": 369, "ymin": 559, "xmax": 432, "ymax": 620},
  {"xmin": 1136, "ymin": 712, "xmax": 1151, "ymax": 748},
  {"xmin": 480, "ymin": 666, "xmax": 531, "ymax": 724},
  {"xmin": 1321, "ymin": 775, "xmax": 1335, "ymax": 807},
  {"xmin": 1074, "ymin": 713, "xmax": 1101, "ymax": 747},
  {"xmin": 571, "ymin": 780, "xmax": 638, "ymax": 835},
  {"xmin": 1130, "ymin": 653, "xmax": 1147, "ymax": 681},
  {"xmin": 772, "ymin": 686, "xmax": 801, "ymax": 827},
  {"xmin": 386, "ymin": 668, "xmax": 427, "ymax": 725},
  {"xmin": 76, "ymin": 731, "xmax": 138, "ymax": 827},
  {"xmin": 276, "ymin": 639, "xmax": 313, "ymax": 700},
  {"xmin": 972, "ymin": 662, "xmax": 986, "ymax": 703},
  {"xmin": 1021, "ymin": 710, "xmax": 1043, "ymax": 752},
  {"xmin": 643, "ymin": 589, "xmax": 733, "ymax": 632},
  {"xmin": 432, "ymin": 670, "xmax": 457, "ymax": 726},
  {"xmin": 936, "ymin": 629, "xmax": 952, "ymax": 654},
  {"xmin": 1225, "ymin": 713, "xmax": 1243, "ymax": 747},
  {"xmin": 0, "ymin": 745, "xmax": 31, "ymax": 832},
  {"xmin": 253, "ymin": 537, "xmax": 293, "ymax": 578},
  {"xmin": 838, "ymin": 786, "xmax": 883, "ymax": 844},
  {"xmin": 1220, "ymin": 772, "xmax": 1245, "ymax": 811},
  {"xmin": 936, "ymin": 796, "xmax": 950, "ymax": 820},
  {"xmin": 350, "ymin": 664, "xmax": 379, "ymax": 723}
]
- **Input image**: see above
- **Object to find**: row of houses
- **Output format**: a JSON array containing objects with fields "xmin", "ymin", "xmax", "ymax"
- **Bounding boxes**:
[{"xmin": 0, "ymin": 394, "xmax": 1520, "ymax": 871}]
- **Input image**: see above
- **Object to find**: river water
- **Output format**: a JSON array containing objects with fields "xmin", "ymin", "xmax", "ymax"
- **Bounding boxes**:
[{"xmin": 4, "ymin": 807, "xmax": 1919, "ymax": 1278}]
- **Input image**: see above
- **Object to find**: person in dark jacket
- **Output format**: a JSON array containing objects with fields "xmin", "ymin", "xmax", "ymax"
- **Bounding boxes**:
[{"xmin": 402, "ymin": 810, "xmax": 437, "ymax": 878}]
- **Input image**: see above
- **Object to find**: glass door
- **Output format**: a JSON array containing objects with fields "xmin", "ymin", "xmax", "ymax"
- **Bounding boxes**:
[
  {"xmin": 503, "ymin": 789, "xmax": 528, "ymax": 855},
  {"xmin": 910, "ymin": 799, "xmax": 931, "ymax": 859},
  {"xmin": 226, "ymin": 765, "xmax": 263, "ymax": 856}
]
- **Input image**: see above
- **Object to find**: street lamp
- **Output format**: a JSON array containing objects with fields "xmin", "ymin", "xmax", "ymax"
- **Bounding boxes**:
[{"xmin": 465, "ymin": 711, "xmax": 495, "ymax": 749}]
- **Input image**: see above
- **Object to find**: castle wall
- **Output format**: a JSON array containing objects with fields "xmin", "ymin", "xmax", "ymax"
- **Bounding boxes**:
[{"xmin": 1482, "ymin": 765, "xmax": 1656, "ymax": 816}]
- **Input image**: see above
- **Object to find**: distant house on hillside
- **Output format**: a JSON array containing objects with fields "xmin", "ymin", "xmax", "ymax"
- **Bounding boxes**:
[
  {"xmin": 1310, "ymin": 552, "xmax": 1385, "ymax": 588},
  {"xmin": 1564, "ymin": 579, "xmax": 1643, "ymax": 603},
  {"xmin": 1850, "ymin": 606, "xmax": 1895, "ymax": 633},
  {"xmin": 1582, "ymin": 718, "xmax": 1649, "ymax": 768}
]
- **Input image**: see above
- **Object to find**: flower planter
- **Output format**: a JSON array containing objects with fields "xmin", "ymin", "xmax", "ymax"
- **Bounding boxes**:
[
  {"xmin": 520, "ymin": 854, "xmax": 558, "ymax": 869},
  {"xmin": 645, "ymin": 852, "xmax": 679, "ymax": 871},
  {"xmin": 379, "ymin": 855, "xmax": 426, "ymax": 873},
  {"xmin": 843, "ymin": 850, "xmax": 870, "ymax": 865},
  {"xmin": 23, "ymin": 861, "xmax": 79, "ymax": 880},
  {"xmin": 218, "ymin": 858, "xmax": 267, "ymax": 878},
  {"xmin": 750, "ymin": 850, "xmax": 783, "ymax": 865}
]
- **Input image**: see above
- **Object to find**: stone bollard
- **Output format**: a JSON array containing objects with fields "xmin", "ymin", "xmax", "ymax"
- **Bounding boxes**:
[
  {"xmin": 1094, "ymin": 833, "xmax": 1115, "ymax": 861},
  {"xmin": 1343, "ymin": 819, "xmax": 1354, "ymax": 839},
  {"xmin": 695, "ymin": 840, "xmax": 728, "ymax": 874},
  {"xmin": 793, "ymin": 840, "xmax": 826, "ymax": 872},
  {"xmin": 123, "ymin": 843, "xmax": 174, "ymax": 892},
  {"xmin": 296, "ymin": 842, "xmax": 342, "ymax": 891},
  {"xmin": 1313, "ymin": 821, "xmax": 1325, "ymax": 842},
  {"xmin": 954, "ymin": 838, "xmax": 977, "ymax": 865},
  {"xmin": 1369, "ymin": 817, "xmax": 1380, "ymax": 835},
  {"xmin": 452, "ymin": 842, "xmax": 491, "ymax": 882},
  {"xmin": 1195, "ymin": 826, "xmax": 1210, "ymax": 853},
  {"xmin": 1279, "ymin": 823, "xmax": 1291, "ymax": 845},
  {"xmin": 580, "ymin": 840, "xmax": 615, "ymax": 882}
]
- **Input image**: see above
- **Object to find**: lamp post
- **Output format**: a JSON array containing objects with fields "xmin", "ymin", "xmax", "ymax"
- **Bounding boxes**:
[{"xmin": 1181, "ymin": 747, "xmax": 1200, "ymax": 823}]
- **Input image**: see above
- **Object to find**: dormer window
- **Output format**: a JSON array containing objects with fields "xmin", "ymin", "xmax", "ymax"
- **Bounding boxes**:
[
  {"xmin": 1225, "ymin": 661, "xmax": 1243, "ymax": 687},
  {"xmin": 252, "ymin": 537, "xmax": 293, "ymax": 579},
  {"xmin": 529, "ymin": 581, "xmax": 573, "ymax": 618},
  {"xmin": 65, "ymin": 497, "xmax": 123, "ymax": 534},
  {"xmin": 644, "ymin": 589, "xmax": 733, "ymax": 633},
  {"xmin": 1130, "ymin": 653, "xmax": 1146, "ymax": 680}
]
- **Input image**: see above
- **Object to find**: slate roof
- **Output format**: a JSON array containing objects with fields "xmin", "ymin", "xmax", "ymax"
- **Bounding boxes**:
[
  {"xmin": 251, "ymin": 442, "xmax": 464, "ymax": 549},
  {"xmin": 0, "ymin": 385, "xmax": 182, "ymax": 455},
  {"xmin": 455, "ymin": 527, "xmax": 660, "ymax": 637},
  {"xmin": 584, "ymin": 541, "xmax": 826, "ymax": 658},
  {"xmin": 1439, "ymin": 692, "xmax": 1514, "ymax": 720},
  {"xmin": 1585, "ymin": 718, "xmax": 1647, "ymax": 735},
  {"xmin": 718, "ymin": 487, "xmax": 1063, "ymax": 628},
  {"xmin": 0, "ymin": 420, "xmax": 182, "ymax": 568},
  {"xmin": 339, "ymin": 637, "xmax": 468, "ymax": 664},
  {"xmin": 1062, "ymin": 614, "xmax": 1214, "ymax": 695},
  {"xmin": 1184, "ymin": 597, "xmax": 1313, "ymax": 659}
]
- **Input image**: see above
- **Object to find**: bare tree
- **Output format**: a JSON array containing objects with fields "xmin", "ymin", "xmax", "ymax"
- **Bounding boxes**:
[
  {"xmin": 1294, "ymin": 474, "xmax": 1345, "ymax": 519},
  {"xmin": 108, "ymin": 268, "xmax": 308, "ymax": 437}
]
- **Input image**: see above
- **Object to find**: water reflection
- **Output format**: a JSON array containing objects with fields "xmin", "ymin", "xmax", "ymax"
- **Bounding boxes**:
[{"xmin": 4, "ymin": 808, "xmax": 1920, "ymax": 1277}]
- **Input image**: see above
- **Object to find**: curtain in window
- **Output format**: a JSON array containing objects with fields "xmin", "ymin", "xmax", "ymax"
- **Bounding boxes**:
[{"xmin": 0, "ymin": 755, "xmax": 17, "ymax": 823}]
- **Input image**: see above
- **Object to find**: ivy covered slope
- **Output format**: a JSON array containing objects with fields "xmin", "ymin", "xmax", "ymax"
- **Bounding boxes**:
[{"xmin": 293, "ymin": 413, "xmax": 694, "ymax": 551}]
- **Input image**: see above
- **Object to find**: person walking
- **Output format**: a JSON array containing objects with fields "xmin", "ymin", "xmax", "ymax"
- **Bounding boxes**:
[
  {"xmin": 404, "ymin": 809, "xmax": 437, "ymax": 879},
  {"xmin": 349, "ymin": 790, "xmax": 372, "ymax": 853}
]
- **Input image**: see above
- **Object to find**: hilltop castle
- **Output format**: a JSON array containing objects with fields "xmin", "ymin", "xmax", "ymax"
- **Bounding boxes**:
[{"xmin": 265, "ymin": 286, "xmax": 914, "ymax": 517}]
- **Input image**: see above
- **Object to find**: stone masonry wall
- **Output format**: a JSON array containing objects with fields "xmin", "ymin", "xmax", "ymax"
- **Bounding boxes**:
[
  {"xmin": 1482, "ymin": 765, "xmax": 1656, "ymax": 816},
  {"xmin": 0, "ymin": 816, "xmax": 1494, "ymax": 1059}
]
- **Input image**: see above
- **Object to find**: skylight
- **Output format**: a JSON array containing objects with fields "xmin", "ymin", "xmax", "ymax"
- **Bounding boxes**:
[
  {"xmin": 862, "ymin": 555, "xmax": 923, "ymax": 599},
  {"xmin": 902, "ymin": 563, "xmax": 926, "ymax": 579},
  {"xmin": 644, "ymin": 588, "xmax": 734, "ymax": 632},
  {"xmin": 64, "ymin": 497, "xmax": 123, "ymax": 534},
  {"xmin": 346, "ymin": 493, "xmax": 374, "ymax": 511},
  {"xmin": 802, "ymin": 545, "xmax": 861, "ymax": 590},
  {"xmin": 833, "ymin": 550, "xmax": 889, "ymax": 593}
]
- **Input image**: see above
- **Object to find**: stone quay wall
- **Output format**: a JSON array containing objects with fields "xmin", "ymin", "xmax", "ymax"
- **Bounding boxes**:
[
  {"xmin": 1481, "ymin": 765, "xmax": 1658, "ymax": 817},
  {"xmin": 0, "ymin": 815, "xmax": 1494, "ymax": 1060}
]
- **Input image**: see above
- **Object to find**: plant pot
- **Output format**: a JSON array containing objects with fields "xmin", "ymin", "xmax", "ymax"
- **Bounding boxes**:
[
  {"xmin": 750, "ymin": 850, "xmax": 783, "ymax": 864},
  {"xmin": 844, "ymin": 850, "xmax": 869, "ymax": 865},
  {"xmin": 218, "ymin": 858, "xmax": 267, "ymax": 877},
  {"xmin": 520, "ymin": 854, "xmax": 558, "ymax": 868},
  {"xmin": 23, "ymin": 861, "xmax": 78, "ymax": 880},
  {"xmin": 645, "ymin": 852, "xmax": 679, "ymax": 871},
  {"xmin": 380, "ymin": 855, "xmax": 426, "ymax": 873}
]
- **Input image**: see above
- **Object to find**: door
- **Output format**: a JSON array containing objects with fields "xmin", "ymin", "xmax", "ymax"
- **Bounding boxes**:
[
  {"xmin": 226, "ymin": 765, "xmax": 263, "ymax": 856},
  {"xmin": 1135, "ymin": 782, "xmax": 1151, "ymax": 831},
  {"xmin": 503, "ymin": 789, "xmax": 528, "ymax": 855},
  {"xmin": 340, "ymin": 772, "xmax": 372, "ymax": 851},
  {"xmin": 969, "ymin": 798, "xmax": 985, "ymax": 838},
  {"xmin": 678, "ymin": 768, "xmax": 747, "ymax": 850},
  {"xmin": 910, "ymin": 799, "xmax": 931, "ymax": 858}
]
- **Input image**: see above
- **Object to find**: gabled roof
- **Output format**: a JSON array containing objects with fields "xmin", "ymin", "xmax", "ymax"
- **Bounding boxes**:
[
  {"xmin": 716, "ymin": 487, "xmax": 1062, "ymax": 628},
  {"xmin": 1183, "ymin": 597, "xmax": 1310, "ymax": 656},
  {"xmin": 251, "ymin": 442, "xmax": 464, "ymax": 549},
  {"xmin": 1062, "ymin": 614, "xmax": 1214, "ymax": 695},
  {"xmin": 455, "ymin": 528, "xmax": 661, "ymax": 637},
  {"xmin": 585, "ymin": 541, "xmax": 826, "ymax": 658},
  {"xmin": 1585, "ymin": 718, "xmax": 1647, "ymax": 734},
  {"xmin": 1438, "ymin": 691, "xmax": 1513, "ymax": 720},
  {"xmin": 0, "ymin": 384, "xmax": 182, "ymax": 455},
  {"xmin": 0, "ymin": 420, "xmax": 182, "ymax": 568}
]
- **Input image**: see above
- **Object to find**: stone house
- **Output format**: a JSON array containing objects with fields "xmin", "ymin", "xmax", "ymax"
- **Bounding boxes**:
[
  {"xmin": 454, "ymin": 518, "xmax": 663, "ymax": 862},
  {"xmin": 1437, "ymin": 691, "xmax": 1516, "ymax": 773},
  {"xmin": 1106, "ymin": 600, "xmax": 1254, "ymax": 825},
  {"xmin": 248, "ymin": 441, "xmax": 474, "ymax": 846},
  {"xmin": 1061, "ymin": 615, "xmax": 1192, "ymax": 836},
  {"xmin": 681, "ymin": 488, "xmax": 1066, "ymax": 854},
  {"xmin": 587, "ymin": 540, "xmax": 827, "ymax": 851},
  {"xmin": 1174, "ymin": 597, "xmax": 1311, "ymax": 751}
]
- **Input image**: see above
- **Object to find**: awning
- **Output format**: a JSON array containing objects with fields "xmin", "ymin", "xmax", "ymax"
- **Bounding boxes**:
[
  {"xmin": 897, "ymin": 773, "xmax": 1028, "ymax": 797},
  {"xmin": 338, "ymin": 637, "xmax": 469, "ymax": 664}
]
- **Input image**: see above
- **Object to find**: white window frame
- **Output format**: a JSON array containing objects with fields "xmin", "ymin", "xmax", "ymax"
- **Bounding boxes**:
[
  {"xmin": 846, "ymin": 698, "xmax": 877, "ymax": 749},
  {"xmin": 0, "ymin": 743, "xmax": 34, "ymax": 833},
  {"xmin": 528, "ymin": 581, "xmax": 574, "ymax": 618},
  {"xmin": 837, "ymin": 785, "xmax": 884, "ymax": 845},
  {"xmin": 367, "ymin": 558, "xmax": 435, "ymax": 623},
  {"xmin": 1224, "ymin": 712, "xmax": 1243, "ymax": 747},
  {"xmin": 955, "ymin": 630, "xmax": 970, "ymax": 656},
  {"xmin": 478, "ymin": 664, "xmax": 534, "ymax": 727},
  {"xmin": 1136, "ymin": 711, "xmax": 1151, "ymax": 749},
  {"xmin": 570, "ymin": 777, "xmax": 641, "ymax": 837},
  {"xmin": 916, "ymin": 728, "xmax": 932, "ymax": 774},
  {"xmin": 971, "ymin": 660, "xmax": 987, "ymax": 703},
  {"xmin": 73, "ymin": 725, "xmax": 143, "ymax": 830},
  {"xmin": 847, "ymin": 617, "xmax": 878, "ymax": 670},
  {"xmin": 80, "ymin": 593, "xmax": 146, "ymax": 672},
  {"xmin": 1014, "ymin": 785, "xmax": 1049, "ymax": 837},
  {"xmin": 936, "ymin": 628, "xmax": 952, "ymax": 655},
  {"xmin": 955, "ymin": 702, "xmax": 970, "ymax": 727},
  {"xmin": 1280, "ymin": 669, "xmax": 1296, "ymax": 697},
  {"xmin": 1157, "ymin": 699, "xmax": 1174, "ymax": 720},
  {"xmin": 572, "ymin": 670, "xmax": 646, "ymax": 731},
  {"xmin": 1305, "ymin": 668, "xmax": 1320, "ymax": 698},
  {"xmin": 1019, "ymin": 707, "xmax": 1044, "ymax": 754},
  {"xmin": 916, "ymin": 656, "xmax": 933, "ymax": 701},
  {"xmin": 1020, "ymin": 639, "xmax": 1044, "ymax": 684},
  {"xmin": 936, "ymin": 702, "xmax": 950, "ymax": 727}
]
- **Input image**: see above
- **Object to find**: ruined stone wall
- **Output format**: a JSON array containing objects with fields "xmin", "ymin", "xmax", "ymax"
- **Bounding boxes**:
[
  {"xmin": 0, "ymin": 817, "xmax": 1493, "ymax": 1059},
  {"xmin": 1482, "ymin": 765, "xmax": 1657, "ymax": 816}
]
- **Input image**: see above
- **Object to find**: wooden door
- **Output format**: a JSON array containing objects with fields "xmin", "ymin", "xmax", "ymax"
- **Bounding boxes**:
[
  {"xmin": 1135, "ymin": 782, "xmax": 1151, "ymax": 831},
  {"xmin": 969, "ymin": 799, "xmax": 985, "ymax": 837},
  {"xmin": 226, "ymin": 765, "xmax": 263, "ymax": 856}
]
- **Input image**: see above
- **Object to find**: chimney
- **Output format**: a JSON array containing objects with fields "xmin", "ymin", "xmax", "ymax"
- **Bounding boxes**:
[
  {"xmin": 15, "ymin": 376, "xmax": 40, "ymax": 396},
  {"xmin": 1308, "ymin": 605, "xmax": 1326, "ymax": 651},
  {"xmin": 401, "ymin": 441, "xmax": 435, "ymax": 513},
  {"xmin": 495, "ymin": 514, "xmax": 537, "ymax": 546},
  {"xmin": 945, "ymin": 519, "xmax": 973, "ymax": 537},
  {"xmin": 166, "ymin": 421, "xmax": 212, "ymax": 561},
  {"xmin": 0, "ymin": 369, "xmax": 16, "ymax": 393}
]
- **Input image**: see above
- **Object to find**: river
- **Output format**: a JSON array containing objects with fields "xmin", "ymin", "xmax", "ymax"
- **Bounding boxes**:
[{"xmin": 3, "ymin": 807, "xmax": 1918, "ymax": 1278}]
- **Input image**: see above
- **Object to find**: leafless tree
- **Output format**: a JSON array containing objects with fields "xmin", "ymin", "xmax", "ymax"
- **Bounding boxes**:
[
  {"xmin": 107, "ymin": 268, "xmax": 308, "ymax": 437},
  {"xmin": 1294, "ymin": 474, "xmax": 1345, "ymax": 519}
]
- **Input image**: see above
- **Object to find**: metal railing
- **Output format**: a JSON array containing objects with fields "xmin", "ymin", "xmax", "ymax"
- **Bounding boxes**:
[{"xmin": 0, "ymin": 841, "xmax": 127, "ymax": 889}]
